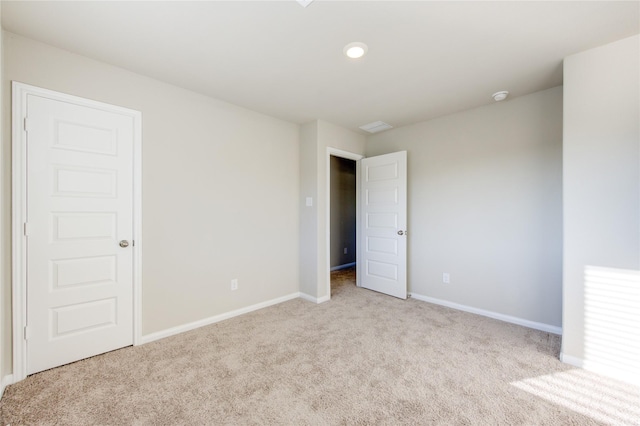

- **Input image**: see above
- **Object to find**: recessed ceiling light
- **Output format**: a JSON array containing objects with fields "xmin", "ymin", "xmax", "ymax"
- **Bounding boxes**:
[
  {"xmin": 344, "ymin": 42, "xmax": 368, "ymax": 59},
  {"xmin": 492, "ymin": 91, "xmax": 509, "ymax": 102}
]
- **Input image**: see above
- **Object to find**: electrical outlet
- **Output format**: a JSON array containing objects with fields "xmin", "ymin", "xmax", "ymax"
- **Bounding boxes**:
[
  {"xmin": 231, "ymin": 279, "xmax": 238, "ymax": 291},
  {"xmin": 442, "ymin": 273, "xmax": 450, "ymax": 284},
  {"xmin": 344, "ymin": 247, "xmax": 348, "ymax": 254}
]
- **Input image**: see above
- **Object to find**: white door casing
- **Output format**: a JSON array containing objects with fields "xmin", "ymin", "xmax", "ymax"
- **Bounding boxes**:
[
  {"xmin": 12, "ymin": 82, "xmax": 142, "ymax": 379},
  {"xmin": 358, "ymin": 151, "xmax": 407, "ymax": 299}
]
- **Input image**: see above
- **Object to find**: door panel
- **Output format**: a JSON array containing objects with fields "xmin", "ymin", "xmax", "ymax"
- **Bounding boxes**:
[
  {"xmin": 359, "ymin": 151, "xmax": 407, "ymax": 299},
  {"xmin": 26, "ymin": 95, "xmax": 134, "ymax": 374}
]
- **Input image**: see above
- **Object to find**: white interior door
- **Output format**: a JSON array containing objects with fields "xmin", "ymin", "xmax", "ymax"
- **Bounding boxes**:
[
  {"xmin": 359, "ymin": 151, "xmax": 407, "ymax": 299},
  {"xmin": 26, "ymin": 94, "xmax": 135, "ymax": 374}
]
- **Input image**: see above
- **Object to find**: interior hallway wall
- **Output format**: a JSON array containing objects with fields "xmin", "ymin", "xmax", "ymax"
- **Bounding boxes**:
[
  {"xmin": 299, "ymin": 120, "xmax": 365, "ymax": 301},
  {"xmin": 0, "ymin": 7, "xmax": 8, "ymax": 387},
  {"xmin": 330, "ymin": 156, "xmax": 356, "ymax": 268}
]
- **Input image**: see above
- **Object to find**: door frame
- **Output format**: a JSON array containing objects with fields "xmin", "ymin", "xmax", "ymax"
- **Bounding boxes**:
[
  {"xmin": 11, "ymin": 82, "xmax": 143, "ymax": 382},
  {"xmin": 325, "ymin": 147, "xmax": 363, "ymax": 298}
]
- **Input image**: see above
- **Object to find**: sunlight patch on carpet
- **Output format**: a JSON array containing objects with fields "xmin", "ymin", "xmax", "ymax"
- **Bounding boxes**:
[{"xmin": 511, "ymin": 369, "xmax": 640, "ymax": 425}]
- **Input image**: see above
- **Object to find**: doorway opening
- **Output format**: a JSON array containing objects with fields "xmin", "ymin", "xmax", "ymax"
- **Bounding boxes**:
[
  {"xmin": 329, "ymin": 154, "xmax": 357, "ymax": 297},
  {"xmin": 324, "ymin": 148, "xmax": 407, "ymax": 301}
]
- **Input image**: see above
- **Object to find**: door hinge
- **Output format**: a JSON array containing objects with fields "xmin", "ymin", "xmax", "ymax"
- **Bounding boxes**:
[
  {"xmin": 24, "ymin": 326, "xmax": 31, "ymax": 340},
  {"xmin": 23, "ymin": 222, "xmax": 30, "ymax": 236}
]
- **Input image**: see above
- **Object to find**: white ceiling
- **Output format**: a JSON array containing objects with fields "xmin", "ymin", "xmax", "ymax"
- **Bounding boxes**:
[{"xmin": 2, "ymin": 1, "xmax": 639, "ymax": 132}]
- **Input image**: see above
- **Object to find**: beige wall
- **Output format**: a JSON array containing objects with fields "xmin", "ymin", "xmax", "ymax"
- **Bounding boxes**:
[
  {"xmin": 1, "ymin": 32, "xmax": 300, "ymax": 376},
  {"xmin": 299, "ymin": 120, "xmax": 365, "ymax": 300},
  {"xmin": 562, "ymin": 35, "xmax": 640, "ymax": 369},
  {"xmin": 299, "ymin": 121, "xmax": 319, "ymax": 297},
  {"xmin": 366, "ymin": 87, "xmax": 563, "ymax": 328},
  {"xmin": 0, "ymin": 8, "xmax": 6, "ymax": 382}
]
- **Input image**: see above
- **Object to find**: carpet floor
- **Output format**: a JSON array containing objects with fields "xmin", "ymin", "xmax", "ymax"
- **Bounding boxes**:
[{"xmin": 1, "ymin": 267, "xmax": 639, "ymax": 425}]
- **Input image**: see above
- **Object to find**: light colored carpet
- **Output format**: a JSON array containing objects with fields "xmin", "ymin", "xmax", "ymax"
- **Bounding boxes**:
[{"xmin": 1, "ymin": 267, "xmax": 639, "ymax": 425}]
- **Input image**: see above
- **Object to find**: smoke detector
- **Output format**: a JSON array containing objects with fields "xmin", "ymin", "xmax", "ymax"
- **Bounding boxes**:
[{"xmin": 492, "ymin": 91, "xmax": 509, "ymax": 102}]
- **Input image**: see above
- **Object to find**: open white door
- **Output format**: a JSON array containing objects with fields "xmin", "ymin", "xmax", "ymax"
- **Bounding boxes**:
[
  {"xmin": 358, "ymin": 151, "xmax": 407, "ymax": 299},
  {"xmin": 24, "ymin": 91, "xmax": 136, "ymax": 374}
]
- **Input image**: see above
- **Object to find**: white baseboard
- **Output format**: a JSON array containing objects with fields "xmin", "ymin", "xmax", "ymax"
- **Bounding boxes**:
[
  {"xmin": 330, "ymin": 262, "xmax": 356, "ymax": 271},
  {"xmin": 559, "ymin": 352, "xmax": 583, "ymax": 367},
  {"xmin": 140, "ymin": 292, "xmax": 301, "ymax": 344},
  {"xmin": 299, "ymin": 293, "xmax": 330, "ymax": 304},
  {"xmin": 410, "ymin": 293, "xmax": 562, "ymax": 335},
  {"xmin": 1, "ymin": 374, "xmax": 14, "ymax": 400},
  {"xmin": 317, "ymin": 295, "xmax": 330, "ymax": 303},
  {"xmin": 561, "ymin": 352, "xmax": 640, "ymax": 386}
]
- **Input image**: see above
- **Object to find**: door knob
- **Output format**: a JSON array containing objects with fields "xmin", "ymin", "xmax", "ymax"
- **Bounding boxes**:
[
  {"xmin": 397, "ymin": 230, "xmax": 404, "ymax": 236},
  {"xmin": 119, "ymin": 240, "xmax": 130, "ymax": 248}
]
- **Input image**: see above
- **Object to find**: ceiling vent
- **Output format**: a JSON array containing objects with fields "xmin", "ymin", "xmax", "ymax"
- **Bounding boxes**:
[
  {"xmin": 359, "ymin": 121, "xmax": 393, "ymax": 134},
  {"xmin": 296, "ymin": 0, "xmax": 314, "ymax": 8}
]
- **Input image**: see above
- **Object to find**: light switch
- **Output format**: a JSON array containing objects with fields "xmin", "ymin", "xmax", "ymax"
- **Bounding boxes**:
[{"xmin": 306, "ymin": 197, "xmax": 313, "ymax": 207}]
